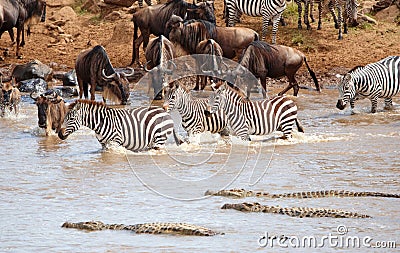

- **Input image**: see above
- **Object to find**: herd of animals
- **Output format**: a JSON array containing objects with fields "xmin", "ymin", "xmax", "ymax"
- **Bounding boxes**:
[{"xmin": 0, "ymin": 0, "xmax": 399, "ymax": 237}]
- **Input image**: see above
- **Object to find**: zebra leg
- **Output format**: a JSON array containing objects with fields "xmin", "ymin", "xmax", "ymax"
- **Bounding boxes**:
[
  {"xmin": 279, "ymin": 121, "xmax": 295, "ymax": 139},
  {"xmin": 138, "ymin": 0, "xmax": 143, "ymax": 8},
  {"xmin": 270, "ymin": 15, "xmax": 282, "ymax": 44},
  {"xmin": 336, "ymin": 3, "xmax": 343, "ymax": 40},
  {"xmin": 350, "ymin": 98, "xmax": 356, "ymax": 114},
  {"xmin": 384, "ymin": 98, "xmax": 394, "ymax": 110},
  {"xmin": 317, "ymin": 1, "xmax": 323, "ymax": 29},
  {"xmin": 297, "ymin": 0, "xmax": 303, "ymax": 29},
  {"xmin": 309, "ymin": 0, "xmax": 315, "ymax": 22},
  {"xmin": 370, "ymin": 97, "xmax": 379, "ymax": 113},
  {"xmin": 304, "ymin": 0, "xmax": 312, "ymax": 30},
  {"xmin": 328, "ymin": 0, "xmax": 339, "ymax": 29},
  {"xmin": 261, "ymin": 12, "xmax": 270, "ymax": 42}
]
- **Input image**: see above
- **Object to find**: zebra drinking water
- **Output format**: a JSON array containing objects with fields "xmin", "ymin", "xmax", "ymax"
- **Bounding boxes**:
[
  {"xmin": 163, "ymin": 83, "xmax": 229, "ymax": 136},
  {"xmin": 336, "ymin": 56, "xmax": 400, "ymax": 114},
  {"xmin": 224, "ymin": 0, "xmax": 287, "ymax": 44},
  {"xmin": 208, "ymin": 82, "xmax": 303, "ymax": 141},
  {"xmin": 58, "ymin": 100, "xmax": 182, "ymax": 151}
]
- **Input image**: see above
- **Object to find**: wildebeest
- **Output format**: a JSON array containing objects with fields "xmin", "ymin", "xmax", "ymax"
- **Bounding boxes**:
[
  {"xmin": 0, "ymin": 78, "xmax": 21, "ymax": 116},
  {"xmin": 130, "ymin": 0, "xmax": 216, "ymax": 66},
  {"xmin": 143, "ymin": 35, "xmax": 176, "ymax": 100},
  {"xmin": 195, "ymin": 38, "xmax": 225, "ymax": 90},
  {"xmin": 30, "ymin": 90, "xmax": 67, "ymax": 136},
  {"xmin": 228, "ymin": 41, "xmax": 320, "ymax": 98},
  {"xmin": 0, "ymin": 0, "xmax": 46, "ymax": 58},
  {"xmin": 75, "ymin": 45, "xmax": 134, "ymax": 105},
  {"xmin": 166, "ymin": 16, "xmax": 259, "ymax": 60}
]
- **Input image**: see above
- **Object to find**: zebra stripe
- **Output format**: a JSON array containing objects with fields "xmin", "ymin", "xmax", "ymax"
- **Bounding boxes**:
[
  {"xmin": 208, "ymin": 83, "xmax": 302, "ymax": 140},
  {"xmin": 163, "ymin": 84, "xmax": 228, "ymax": 136},
  {"xmin": 337, "ymin": 56, "xmax": 400, "ymax": 113},
  {"xmin": 225, "ymin": 0, "xmax": 287, "ymax": 44},
  {"xmin": 59, "ymin": 100, "xmax": 177, "ymax": 151}
]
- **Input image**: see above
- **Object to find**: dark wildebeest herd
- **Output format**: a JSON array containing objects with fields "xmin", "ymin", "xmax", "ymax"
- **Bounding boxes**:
[{"xmin": 1, "ymin": 0, "xmax": 398, "ymax": 151}]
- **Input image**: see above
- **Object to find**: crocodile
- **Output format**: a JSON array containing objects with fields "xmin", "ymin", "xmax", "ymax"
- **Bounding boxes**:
[
  {"xmin": 221, "ymin": 202, "xmax": 371, "ymax": 218},
  {"xmin": 205, "ymin": 189, "xmax": 400, "ymax": 199},
  {"xmin": 62, "ymin": 221, "xmax": 222, "ymax": 236}
]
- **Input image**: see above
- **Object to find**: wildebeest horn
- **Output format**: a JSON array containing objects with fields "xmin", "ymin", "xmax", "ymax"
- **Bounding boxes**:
[
  {"xmin": 30, "ymin": 91, "xmax": 39, "ymax": 101},
  {"xmin": 102, "ymin": 69, "xmax": 116, "ymax": 79},
  {"xmin": 124, "ymin": 67, "xmax": 135, "ymax": 77},
  {"xmin": 143, "ymin": 61, "xmax": 152, "ymax": 72},
  {"xmin": 164, "ymin": 61, "xmax": 176, "ymax": 74}
]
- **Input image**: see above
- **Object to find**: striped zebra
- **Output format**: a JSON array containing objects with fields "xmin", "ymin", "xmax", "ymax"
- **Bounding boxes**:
[
  {"xmin": 225, "ymin": 0, "xmax": 287, "ymax": 44},
  {"xmin": 163, "ymin": 83, "xmax": 229, "ymax": 136},
  {"xmin": 336, "ymin": 56, "xmax": 400, "ymax": 113},
  {"xmin": 308, "ymin": 0, "xmax": 358, "ymax": 39},
  {"xmin": 58, "ymin": 100, "xmax": 182, "ymax": 151},
  {"xmin": 208, "ymin": 83, "xmax": 303, "ymax": 140}
]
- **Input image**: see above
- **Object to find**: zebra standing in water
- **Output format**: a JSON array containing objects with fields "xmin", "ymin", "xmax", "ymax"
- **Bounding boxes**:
[
  {"xmin": 208, "ymin": 82, "xmax": 303, "ymax": 140},
  {"xmin": 337, "ymin": 56, "xmax": 400, "ymax": 114},
  {"xmin": 163, "ymin": 83, "xmax": 229, "ymax": 136},
  {"xmin": 225, "ymin": 0, "xmax": 287, "ymax": 44},
  {"xmin": 58, "ymin": 100, "xmax": 182, "ymax": 151}
]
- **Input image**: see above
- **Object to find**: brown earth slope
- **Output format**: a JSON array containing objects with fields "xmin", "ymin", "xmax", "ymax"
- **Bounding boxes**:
[{"xmin": 0, "ymin": 0, "xmax": 399, "ymax": 87}]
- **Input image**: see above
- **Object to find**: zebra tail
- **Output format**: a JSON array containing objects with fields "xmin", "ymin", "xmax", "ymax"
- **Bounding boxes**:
[
  {"xmin": 296, "ymin": 119, "xmax": 304, "ymax": 133},
  {"xmin": 304, "ymin": 57, "xmax": 320, "ymax": 92},
  {"xmin": 172, "ymin": 129, "xmax": 184, "ymax": 146}
]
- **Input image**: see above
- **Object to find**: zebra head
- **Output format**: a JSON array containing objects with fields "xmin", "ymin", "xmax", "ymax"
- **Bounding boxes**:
[
  {"xmin": 336, "ymin": 73, "xmax": 356, "ymax": 110},
  {"xmin": 208, "ymin": 82, "xmax": 227, "ymax": 114},
  {"xmin": 163, "ymin": 82, "xmax": 187, "ymax": 112},
  {"xmin": 58, "ymin": 101, "xmax": 83, "ymax": 140}
]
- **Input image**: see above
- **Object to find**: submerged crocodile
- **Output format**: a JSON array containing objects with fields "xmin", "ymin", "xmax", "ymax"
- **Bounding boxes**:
[
  {"xmin": 221, "ymin": 202, "xmax": 371, "ymax": 218},
  {"xmin": 205, "ymin": 189, "xmax": 400, "ymax": 199},
  {"xmin": 62, "ymin": 221, "xmax": 222, "ymax": 236}
]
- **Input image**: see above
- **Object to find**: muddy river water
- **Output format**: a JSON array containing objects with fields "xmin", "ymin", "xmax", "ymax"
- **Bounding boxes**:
[{"xmin": 0, "ymin": 84, "xmax": 399, "ymax": 252}]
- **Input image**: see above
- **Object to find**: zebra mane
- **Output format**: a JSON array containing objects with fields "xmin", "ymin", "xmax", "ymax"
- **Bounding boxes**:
[
  {"xmin": 347, "ymin": 65, "xmax": 364, "ymax": 74},
  {"xmin": 69, "ymin": 99, "xmax": 106, "ymax": 110},
  {"xmin": 225, "ymin": 83, "xmax": 249, "ymax": 102}
]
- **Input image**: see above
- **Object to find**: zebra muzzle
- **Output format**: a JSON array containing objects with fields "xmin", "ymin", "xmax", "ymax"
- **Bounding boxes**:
[
  {"xmin": 336, "ymin": 100, "xmax": 346, "ymax": 110},
  {"xmin": 58, "ymin": 129, "xmax": 68, "ymax": 140}
]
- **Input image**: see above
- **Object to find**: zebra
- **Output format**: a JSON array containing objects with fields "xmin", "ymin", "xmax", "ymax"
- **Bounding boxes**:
[
  {"xmin": 224, "ymin": 0, "xmax": 287, "ymax": 44},
  {"xmin": 208, "ymin": 82, "xmax": 303, "ymax": 140},
  {"xmin": 163, "ymin": 83, "xmax": 229, "ymax": 136},
  {"xmin": 336, "ymin": 56, "xmax": 400, "ymax": 114},
  {"xmin": 58, "ymin": 100, "xmax": 182, "ymax": 151},
  {"xmin": 308, "ymin": 0, "xmax": 358, "ymax": 39}
]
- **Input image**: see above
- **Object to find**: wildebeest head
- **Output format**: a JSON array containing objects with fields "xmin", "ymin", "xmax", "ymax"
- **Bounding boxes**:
[
  {"xmin": 1, "ymin": 82, "xmax": 13, "ymax": 105},
  {"xmin": 101, "ymin": 68, "xmax": 134, "ymax": 105},
  {"xmin": 144, "ymin": 60, "xmax": 176, "ymax": 100},
  {"xmin": 187, "ymin": 1, "xmax": 216, "ymax": 24},
  {"xmin": 31, "ymin": 90, "xmax": 63, "ymax": 128},
  {"xmin": 25, "ymin": 0, "xmax": 47, "ymax": 25},
  {"xmin": 336, "ymin": 73, "xmax": 356, "ymax": 110}
]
